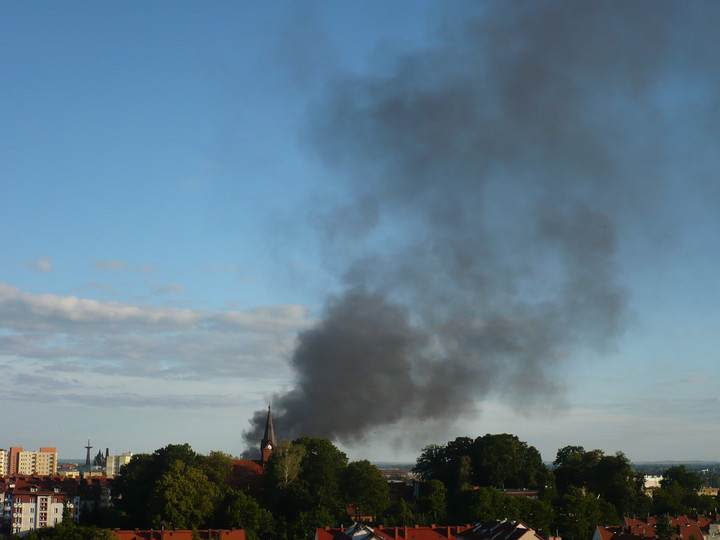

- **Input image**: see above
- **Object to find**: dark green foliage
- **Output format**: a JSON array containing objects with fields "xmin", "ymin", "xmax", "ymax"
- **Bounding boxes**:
[
  {"xmin": 449, "ymin": 487, "xmax": 553, "ymax": 534},
  {"xmin": 150, "ymin": 460, "xmax": 217, "ymax": 529},
  {"xmin": 414, "ymin": 434, "xmax": 550, "ymax": 491},
  {"xmin": 198, "ymin": 450, "xmax": 235, "ymax": 484},
  {"xmin": 263, "ymin": 437, "xmax": 349, "ymax": 538},
  {"xmin": 661, "ymin": 465, "xmax": 702, "ymax": 491},
  {"xmin": 218, "ymin": 487, "xmax": 275, "ymax": 540},
  {"xmin": 267, "ymin": 440, "xmax": 306, "ymax": 490},
  {"xmin": 655, "ymin": 514, "xmax": 675, "ymax": 539},
  {"xmin": 417, "ymin": 479, "xmax": 447, "ymax": 524},
  {"xmin": 342, "ymin": 460, "xmax": 389, "ymax": 518},
  {"xmin": 651, "ymin": 466, "xmax": 714, "ymax": 515},
  {"xmin": 556, "ymin": 486, "xmax": 619, "ymax": 540},
  {"xmin": 384, "ymin": 498, "xmax": 416, "ymax": 526},
  {"xmin": 552, "ymin": 447, "xmax": 650, "ymax": 518}
]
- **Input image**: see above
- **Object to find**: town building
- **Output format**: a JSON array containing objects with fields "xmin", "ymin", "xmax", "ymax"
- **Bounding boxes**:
[
  {"xmin": 316, "ymin": 523, "xmax": 472, "ymax": 540},
  {"xmin": 456, "ymin": 520, "xmax": 546, "ymax": 540},
  {"xmin": 0, "ymin": 476, "xmax": 79, "ymax": 535},
  {"xmin": 106, "ymin": 452, "xmax": 134, "ymax": 476},
  {"xmin": 114, "ymin": 530, "xmax": 247, "ymax": 540},
  {"xmin": 593, "ymin": 515, "xmax": 718, "ymax": 540},
  {"xmin": 0, "ymin": 447, "xmax": 58, "ymax": 475}
]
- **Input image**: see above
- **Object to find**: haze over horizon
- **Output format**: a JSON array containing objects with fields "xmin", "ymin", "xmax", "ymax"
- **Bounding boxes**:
[{"xmin": 3, "ymin": 1, "xmax": 720, "ymax": 465}]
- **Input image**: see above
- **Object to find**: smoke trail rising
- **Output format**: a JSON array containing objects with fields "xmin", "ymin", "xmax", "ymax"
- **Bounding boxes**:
[{"xmin": 244, "ymin": 1, "xmax": 720, "ymax": 450}]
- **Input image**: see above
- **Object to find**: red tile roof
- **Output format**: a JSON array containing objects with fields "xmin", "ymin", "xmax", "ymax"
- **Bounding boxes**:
[
  {"xmin": 114, "ymin": 530, "xmax": 247, "ymax": 540},
  {"xmin": 456, "ymin": 521, "xmax": 543, "ymax": 540},
  {"xmin": 316, "ymin": 524, "xmax": 471, "ymax": 539}
]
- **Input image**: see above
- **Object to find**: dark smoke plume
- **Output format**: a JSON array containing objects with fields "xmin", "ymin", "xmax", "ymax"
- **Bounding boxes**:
[{"xmin": 244, "ymin": 1, "xmax": 720, "ymax": 451}]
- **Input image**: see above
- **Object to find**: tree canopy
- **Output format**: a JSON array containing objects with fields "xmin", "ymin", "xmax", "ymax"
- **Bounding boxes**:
[{"xmin": 414, "ymin": 434, "xmax": 550, "ymax": 491}]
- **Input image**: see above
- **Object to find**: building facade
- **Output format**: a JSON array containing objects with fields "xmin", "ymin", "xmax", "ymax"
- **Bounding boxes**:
[
  {"xmin": 106, "ymin": 452, "xmax": 133, "ymax": 477},
  {"xmin": 0, "ymin": 477, "xmax": 78, "ymax": 536},
  {"xmin": 0, "ymin": 447, "xmax": 58, "ymax": 475}
]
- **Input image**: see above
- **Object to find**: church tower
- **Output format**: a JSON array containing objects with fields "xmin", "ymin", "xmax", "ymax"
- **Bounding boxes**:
[{"xmin": 260, "ymin": 406, "xmax": 276, "ymax": 466}]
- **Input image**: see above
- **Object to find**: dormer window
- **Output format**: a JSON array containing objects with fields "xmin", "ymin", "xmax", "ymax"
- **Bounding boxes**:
[{"xmin": 30, "ymin": 487, "xmax": 37, "ymax": 493}]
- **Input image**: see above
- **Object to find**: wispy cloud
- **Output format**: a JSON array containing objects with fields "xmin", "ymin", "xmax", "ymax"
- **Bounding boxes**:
[
  {"xmin": 93, "ymin": 260, "xmax": 129, "ymax": 272},
  {"xmin": 35, "ymin": 257, "xmax": 54, "ymax": 273},
  {"xmin": 146, "ymin": 280, "xmax": 186, "ymax": 296},
  {"xmin": 0, "ymin": 283, "xmax": 312, "ymax": 390},
  {"xmin": 25, "ymin": 257, "xmax": 54, "ymax": 273},
  {"xmin": 682, "ymin": 376, "xmax": 708, "ymax": 385},
  {"xmin": 92, "ymin": 260, "xmax": 156, "ymax": 273},
  {"xmin": 204, "ymin": 264, "xmax": 241, "ymax": 273}
]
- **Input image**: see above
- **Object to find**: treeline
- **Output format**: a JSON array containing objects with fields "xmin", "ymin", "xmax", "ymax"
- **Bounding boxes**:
[
  {"xmin": 413, "ymin": 435, "xmax": 719, "ymax": 540},
  {"xmin": 23, "ymin": 435, "xmax": 719, "ymax": 540}
]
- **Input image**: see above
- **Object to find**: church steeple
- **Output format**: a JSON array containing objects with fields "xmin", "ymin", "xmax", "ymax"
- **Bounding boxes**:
[{"xmin": 260, "ymin": 406, "xmax": 276, "ymax": 465}]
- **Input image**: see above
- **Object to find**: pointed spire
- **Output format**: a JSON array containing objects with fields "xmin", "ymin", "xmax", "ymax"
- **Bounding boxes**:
[
  {"xmin": 262, "ymin": 405, "xmax": 276, "ymax": 447},
  {"xmin": 260, "ymin": 405, "xmax": 276, "ymax": 465}
]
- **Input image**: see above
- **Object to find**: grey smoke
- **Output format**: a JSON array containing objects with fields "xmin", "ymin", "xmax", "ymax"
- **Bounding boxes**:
[{"xmin": 244, "ymin": 1, "xmax": 719, "ymax": 450}]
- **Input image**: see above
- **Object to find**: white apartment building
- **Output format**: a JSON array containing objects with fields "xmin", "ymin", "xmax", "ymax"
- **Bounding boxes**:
[
  {"xmin": 0, "ymin": 447, "xmax": 58, "ymax": 476},
  {"xmin": 1, "ymin": 479, "xmax": 78, "ymax": 536},
  {"xmin": 105, "ymin": 452, "xmax": 133, "ymax": 476}
]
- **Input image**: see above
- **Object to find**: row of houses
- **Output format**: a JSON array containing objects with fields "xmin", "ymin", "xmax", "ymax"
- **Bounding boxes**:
[
  {"xmin": 316, "ymin": 520, "xmax": 547, "ymax": 540},
  {"xmin": 594, "ymin": 515, "xmax": 720, "ymax": 540},
  {"xmin": 0, "ymin": 474, "xmax": 111, "ymax": 535},
  {"xmin": 318, "ymin": 515, "xmax": 720, "ymax": 540}
]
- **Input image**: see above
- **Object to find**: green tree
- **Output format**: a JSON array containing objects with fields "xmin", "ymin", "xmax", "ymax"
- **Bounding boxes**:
[
  {"xmin": 263, "ymin": 437, "xmax": 348, "ymax": 539},
  {"xmin": 415, "ymin": 434, "xmax": 549, "ymax": 492},
  {"xmin": 293, "ymin": 437, "xmax": 348, "ymax": 511},
  {"xmin": 418, "ymin": 479, "xmax": 447, "ymax": 524},
  {"xmin": 198, "ymin": 450, "xmax": 235, "ymax": 484},
  {"xmin": 113, "ymin": 453, "xmax": 156, "ymax": 527},
  {"xmin": 450, "ymin": 487, "xmax": 517, "ymax": 524},
  {"xmin": 268, "ymin": 440, "xmax": 307, "ymax": 490},
  {"xmin": 556, "ymin": 486, "xmax": 619, "ymax": 540},
  {"xmin": 150, "ymin": 460, "xmax": 217, "ymax": 529},
  {"xmin": 385, "ymin": 498, "xmax": 415, "ymax": 526},
  {"xmin": 655, "ymin": 514, "xmax": 675, "ymax": 540},
  {"xmin": 153, "ymin": 443, "xmax": 198, "ymax": 470},
  {"xmin": 661, "ymin": 465, "xmax": 702, "ymax": 491},
  {"xmin": 473, "ymin": 434, "xmax": 550, "ymax": 488},
  {"xmin": 414, "ymin": 444, "xmax": 448, "ymax": 483},
  {"xmin": 553, "ymin": 447, "xmax": 649, "ymax": 517},
  {"xmin": 342, "ymin": 460, "xmax": 389, "ymax": 519},
  {"xmin": 220, "ymin": 488, "xmax": 275, "ymax": 540}
]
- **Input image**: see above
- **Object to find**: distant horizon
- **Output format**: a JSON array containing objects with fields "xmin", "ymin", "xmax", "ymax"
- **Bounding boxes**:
[{"xmin": 54, "ymin": 456, "xmax": 720, "ymax": 468}]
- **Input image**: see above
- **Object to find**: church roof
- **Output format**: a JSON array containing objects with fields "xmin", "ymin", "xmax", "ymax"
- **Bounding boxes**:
[{"xmin": 262, "ymin": 406, "xmax": 276, "ymax": 446}]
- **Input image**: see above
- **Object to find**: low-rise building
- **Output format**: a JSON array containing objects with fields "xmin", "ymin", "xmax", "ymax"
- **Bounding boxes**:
[
  {"xmin": 0, "ymin": 476, "xmax": 79, "ymax": 536},
  {"xmin": 317, "ymin": 523, "xmax": 472, "ymax": 540},
  {"xmin": 114, "ymin": 530, "xmax": 247, "ymax": 540},
  {"xmin": 457, "ymin": 520, "xmax": 546, "ymax": 540}
]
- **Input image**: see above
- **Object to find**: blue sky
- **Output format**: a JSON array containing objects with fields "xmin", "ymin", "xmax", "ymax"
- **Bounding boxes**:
[{"xmin": 2, "ymin": 1, "xmax": 720, "ymax": 464}]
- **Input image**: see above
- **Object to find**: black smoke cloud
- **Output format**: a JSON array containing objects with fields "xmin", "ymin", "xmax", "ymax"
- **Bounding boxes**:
[{"xmin": 244, "ymin": 1, "xmax": 720, "ymax": 451}]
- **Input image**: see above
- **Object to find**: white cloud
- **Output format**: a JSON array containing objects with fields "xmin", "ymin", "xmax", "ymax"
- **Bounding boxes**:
[
  {"xmin": 204, "ymin": 264, "xmax": 241, "ymax": 273},
  {"xmin": 93, "ymin": 260, "xmax": 129, "ymax": 271},
  {"xmin": 34, "ymin": 258, "xmax": 54, "ymax": 273},
  {"xmin": 92, "ymin": 261, "xmax": 157, "ymax": 273},
  {"xmin": 0, "ymin": 283, "xmax": 312, "ymax": 394},
  {"xmin": 146, "ymin": 280, "xmax": 186, "ymax": 295}
]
